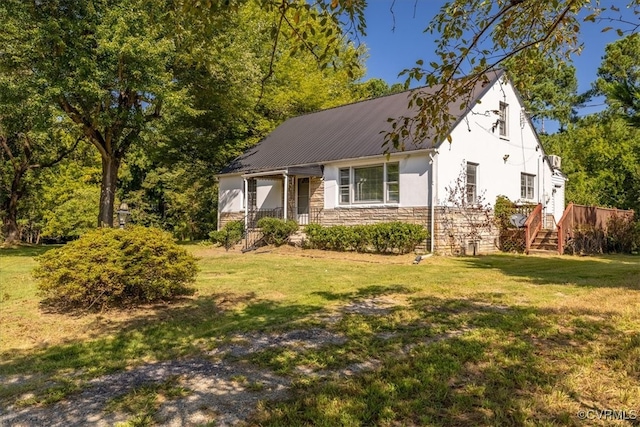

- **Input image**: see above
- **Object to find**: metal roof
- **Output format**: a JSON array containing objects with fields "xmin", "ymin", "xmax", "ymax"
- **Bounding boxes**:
[{"xmin": 220, "ymin": 70, "xmax": 503, "ymax": 175}]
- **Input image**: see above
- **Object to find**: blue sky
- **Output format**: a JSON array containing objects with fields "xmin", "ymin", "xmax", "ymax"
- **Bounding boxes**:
[{"xmin": 360, "ymin": 1, "xmax": 631, "ymax": 119}]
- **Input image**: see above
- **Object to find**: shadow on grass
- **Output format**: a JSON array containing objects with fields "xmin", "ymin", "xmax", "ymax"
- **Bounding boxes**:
[
  {"xmin": 0, "ymin": 292, "xmax": 321, "ymax": 378},
  {"xmin": 458, "ymin": 254, "xmax": 640, "ymax": 290},
  {"xmin": 311, "ymin": 284, "xmax": 415, "ymax": 302},
  {"xmin": 2, "ymin": 286, "xmax": 639, "ymax": 426},
  {"xmin": 0, "ymin": 245, "xmax": 61, "ymax": 258},
  {"xmin": 252, "ymin": 296, "xmax": 638, "ymax": 426}
]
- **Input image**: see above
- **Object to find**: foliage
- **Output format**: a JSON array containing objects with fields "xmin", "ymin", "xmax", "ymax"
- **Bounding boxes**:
[
  {"xmin": 504, "ymin": 51, "xmax": 578, "ymax": 130},
  {"xmin": 382, "ymin": 1, "xmax": 640, "ymax": 149},
  {"xmin": 541, "ymin": 113, "xmax": 640, "ymax": 212},
  {"xmin": 440, "ymin": 163, "xmax": 493, "ymax": 255},
  {"xmin": 34, "ymin": 226, "xmax": 197, "ymax": 311},
  {"xmin": 256, "ymin": 217, "xmax": 299, "ymax": 246},
  {"xmin": 304, "ymin": 222, "xmax": 428, "ymax": 254},
  {"xmin": 594, "ymin": 33, "xmax": 640, "ymax": 128},
  {"xmin": 606, "ymin": 214, "xmax": 640, "ymax": 254},
  {"xmin": 494, "ymin": 195, "xmax": 517, "ymax": 230},
  {"xmin": 210, "ymin": 220, "xmax": 245, "ymax": 251}
]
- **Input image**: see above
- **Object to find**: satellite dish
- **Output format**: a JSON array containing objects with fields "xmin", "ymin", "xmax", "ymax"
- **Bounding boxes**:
[{"xmin": 509, "ymin": 213, "xmax": 527, "ymax": 228}]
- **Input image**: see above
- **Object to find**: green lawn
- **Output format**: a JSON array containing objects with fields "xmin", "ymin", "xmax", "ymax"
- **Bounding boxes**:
[{"xmin": 1, "ymin": 246, "xmax": 639, "ymax": 425}]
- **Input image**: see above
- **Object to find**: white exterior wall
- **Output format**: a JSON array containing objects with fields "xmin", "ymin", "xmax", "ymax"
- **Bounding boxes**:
[
  {"xmin": 435, "ymin": 76, "xmax": 556, "ymax": 218},
  {"xmin": 257, "ymin": 178, "xmax": 283, "ymax": 209},
  {"xmin": 218, "ymin": 175, "xmax": 244, "ymax": 213},
  {"xmin": 323, "ymin": 153, "xmax": 431, "ymax": 209}
]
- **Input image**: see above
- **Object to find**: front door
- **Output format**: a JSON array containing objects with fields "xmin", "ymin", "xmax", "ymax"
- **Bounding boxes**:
[{"xmin": 297, "ymin": 177, "xmax": 310, "ymax": 224}]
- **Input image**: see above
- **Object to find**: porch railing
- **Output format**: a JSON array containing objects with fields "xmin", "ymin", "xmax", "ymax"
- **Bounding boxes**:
[
  {"xmin": 557, "ymin": 203, "xmax": 635, "ymax": 254},
  {"xmin": 524, "ymin": 203, "xmax": 543, "ymax": 254},
  {"xmin": 246, "ymin": 207, "xmax": 323, "ymax": 228}
]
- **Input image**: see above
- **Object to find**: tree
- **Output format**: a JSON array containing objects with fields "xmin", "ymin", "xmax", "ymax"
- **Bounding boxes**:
[
  {"xmin": 384, "ymin": 0, "xmax": 640, "ymax": 149},
  {"xmin": 504, "ymin": 51, "xmax": 578, "ymax": 130},
  {"xmin": 0, "ymin": 67, "xmax": 81, "ymax": 244},
  {"xmin": 542, "ymin": 113, "xmax": 640, "ymax": 212},
  {"xmin": 595, "ymin": 33, "xmax": 640, "ymax": 127},
  {"xmin": 107, "ymin": 1, "xmax": 363, "ymax": 239}
]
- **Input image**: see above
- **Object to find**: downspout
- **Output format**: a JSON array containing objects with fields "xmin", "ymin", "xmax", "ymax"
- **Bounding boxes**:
[{"xmin": 429, "ymin": 151, "xmax": 438, "ymax": 253}]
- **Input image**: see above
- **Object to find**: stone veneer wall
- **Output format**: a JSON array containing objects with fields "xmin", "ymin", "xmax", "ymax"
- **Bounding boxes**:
[
  {"xmin": 309, "ymin": 177, "xmax": 323, "ymax": 211},
  {"xmin": 432, "ymin": 207, "xmax": 499, "ymax": 255},
  {"xmin": 219, "ymin": 212, "xmax": 244, "ymax": 230},
  {"xmin": 320, "ymin": 206, "xmax": 430, "ymax": 227}
]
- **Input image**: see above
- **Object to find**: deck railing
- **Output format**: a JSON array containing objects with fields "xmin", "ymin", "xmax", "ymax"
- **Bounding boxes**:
[
  {"xmin": 524, "ymin": 203, "xmax": 543, "ymax": 254},
  {"xmin": 557, "ymin": 203, "xmax": 634, "ymax": 254}
]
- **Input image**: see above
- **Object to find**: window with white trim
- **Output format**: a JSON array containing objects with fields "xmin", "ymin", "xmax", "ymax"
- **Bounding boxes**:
[
  {"xmin": 466, "ymin": 162, "xmax": 478, "ymax": 204},
  {"xmin": 244, "ymin": 178, "xmax": 257, "ymax": 210},
  {"xmin": 521, "ymin": 173, "xmax": 535, "ymax": 200},
  {"xmin": 498, "ymin": 102, "xmax": 508, "ymax": 137},
  {"xmin": 338, "ymin": 162, "xmax": 400, "ymax": 205}
]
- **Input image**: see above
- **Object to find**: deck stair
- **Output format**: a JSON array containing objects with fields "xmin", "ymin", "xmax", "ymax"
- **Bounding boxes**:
[{"xmin": 528, "ymin": 229, "xmax": 558, "ymax": 255}]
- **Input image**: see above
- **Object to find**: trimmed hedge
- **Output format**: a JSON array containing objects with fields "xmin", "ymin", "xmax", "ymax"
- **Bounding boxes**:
[
  {"xmin": 305, "ymin": 222, "xmax": 428, "ymax": 254},
  {"xmin": 257, "ymin": 217, "xmax": 298, "ymax": 246},
  {"xmin": 210, "ymin": 220, "xmax": 244, "ymax": 250},
  {"xmin": 34, "ymin": 226, "xmax": 197, "ymax": 311}
]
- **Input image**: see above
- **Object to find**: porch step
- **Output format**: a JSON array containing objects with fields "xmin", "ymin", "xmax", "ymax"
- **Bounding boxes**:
[{"xmin": 529, "ymin": 229, "xmax": 558, "ymax": 254}]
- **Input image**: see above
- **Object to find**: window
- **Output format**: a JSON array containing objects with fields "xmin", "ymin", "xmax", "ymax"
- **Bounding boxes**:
[
  {"xmin": 339, "ymin": 168, "xmax": 350, "ymax": 204},
  {"xmin": 498, "ymin": 102, "xmax": 508, "ymax": 137},
  {"xmin": 466, "ymin": 162, "xmax": 478, "ymax": 204},
  {"xmin": 386, "ymin": 163, "xmax": 399, "ymax": 203},
  {"xmin": 246, "ymin": 178, "xmax": 257, "ymax": 210},
  {"xmin": 521, "ymin": 173, "xmax": 535, "ymax": 200},
  {"xmin": 355, "ymin": 165, "xmax": 384, "ymax": 202},
  {"xmin": 339, "ymin": 163, "xmax": 399, "ymax": 205}
]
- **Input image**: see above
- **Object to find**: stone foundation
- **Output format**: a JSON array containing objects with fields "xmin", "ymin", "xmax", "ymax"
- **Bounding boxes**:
[
  {"xmin": 320, "ymin": 206, "xmax": 430, "ymax": 227},
  {"xmin": 432, "ymin": 207, "xmax": 499, "ymax": 255},
  {"xmin": 219, "ymin": 212, "xmax": 244, "ymax": 230}
]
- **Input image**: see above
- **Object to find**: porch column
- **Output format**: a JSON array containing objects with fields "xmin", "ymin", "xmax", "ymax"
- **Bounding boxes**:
[
  {"xmin": 283, "ymin": 173, "xmax": 288, "ymax": 221},
  {"xmin": 243, "ymin": 177, "xmax": 248, "ymax": 231}
]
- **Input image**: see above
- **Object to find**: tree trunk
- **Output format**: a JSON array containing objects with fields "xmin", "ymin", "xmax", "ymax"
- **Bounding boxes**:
[
  {"xmin": 3, "ymin": 169, "xmax": 25, "ymax": 244},
  {"xmin": 98, "ymin": 154, "xmax": 120, "ymax": 227}
]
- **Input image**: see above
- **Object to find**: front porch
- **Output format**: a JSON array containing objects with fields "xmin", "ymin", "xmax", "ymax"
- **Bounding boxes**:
[{"xmin": 240, "ymin": 166, "xmax": 324, "ymax": 228}]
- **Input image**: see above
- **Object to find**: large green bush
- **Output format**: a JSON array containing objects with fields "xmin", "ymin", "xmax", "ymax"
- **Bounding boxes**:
[
  {"xmin": 34, "ymin": 226, "xmax": 197, "ymax": 311},
  {"xmin": 305, "ymin": 222, "xmax": 428, "ymax": 254},
  {"xmin": 210, "ymin": 220, "xmax": 244, "ymax": 250},
  {"xmin": 256, "ymin": 217, "xmax": 298, "ymax": 246}
]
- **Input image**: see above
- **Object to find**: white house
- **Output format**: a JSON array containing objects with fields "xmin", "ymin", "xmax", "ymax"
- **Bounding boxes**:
[{"xmin": 216, "ymin": 70, "xmax": 566, "ymax": 254}]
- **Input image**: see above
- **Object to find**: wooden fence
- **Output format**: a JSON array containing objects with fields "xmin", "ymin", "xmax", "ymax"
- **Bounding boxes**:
[{"xmin": 557, "ymin": 203, "xmax": 635, "ymax": 254}]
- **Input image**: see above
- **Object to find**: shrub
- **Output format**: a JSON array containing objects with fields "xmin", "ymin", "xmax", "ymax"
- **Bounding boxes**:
[
  {"xmin": 606, "ymin": 214, "xmax": 637, "ymax": 253},
  {"xmin": 34, "ymin": 226, "xmax": 197, "ymax": 311},
  {"xmin": 256, "ymin": 217, "xmax": 298, "ymax": 246},
  {"xmin": 210, "ymin": 220, "xmax": 244, "ymax": 251},
  {"xmin": 304, "ymin": 222, "xmax": 428, "ymax": 254}
]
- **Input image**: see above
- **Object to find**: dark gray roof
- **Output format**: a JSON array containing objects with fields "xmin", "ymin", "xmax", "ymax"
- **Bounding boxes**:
[{"xmin": 221, "ymin": 70, "xmax": 503, "ymax": 175}]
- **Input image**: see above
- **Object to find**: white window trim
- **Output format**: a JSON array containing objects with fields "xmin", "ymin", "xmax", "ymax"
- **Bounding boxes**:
[
  {"xmin": 521, "ymin": 173, "xmax": 535, "ymax": 201},
  {"xmin": 499, "ymin": 101, "xmax": 508, "ymax": 138},
  {"xmin": 466, "ymin": 162, "xmax": 479, "ymax": 205},
  {"xmin": 338, "ymin": 162, "xmax": 400, "ymax": 206}
]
